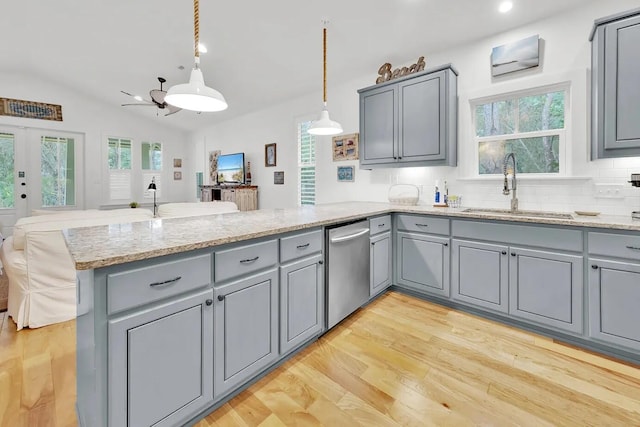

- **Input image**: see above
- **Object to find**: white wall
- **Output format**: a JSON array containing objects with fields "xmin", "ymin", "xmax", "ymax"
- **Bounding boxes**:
[
  {"xmin": 189, "ymin": 0, "xmax": 640, "ymax": 216},
  {"xmin": 0, "ymin": 71, "xmax": 190, "ymax": 209}
]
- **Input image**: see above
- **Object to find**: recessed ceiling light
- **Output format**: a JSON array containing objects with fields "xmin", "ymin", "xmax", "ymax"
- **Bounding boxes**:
[
  {"xmin": 499, "ymin": 1, "xmax": 513, "ymax": 13},
  {"xmin": 198, "ymin": 43, "xmax": 208, "ymax": 53},
  {"xmin": 134, "ymin": 95, "xmax": 143, "ymax": 101}
]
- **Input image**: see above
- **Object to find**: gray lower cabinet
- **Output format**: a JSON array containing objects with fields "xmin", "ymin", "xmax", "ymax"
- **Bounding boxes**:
[
  {"xmin": 370, "ymin": 231, "xmax": 392, "ymax": 297},
  {"xmin": 591, "ymin": 8, "xmax": 640, "ymax": 158},
  {"xmin": 452, "ymin": 239, "xmax": 509, "ymax": 313},
  {"xmin": 589, "ymin": 258, "xmax": 640, "ymax": 352},
  {"xmin": 509, "ymin": 247, "xmax": 583, "ymax": 334},
  {"xmin": 108, "ymin": 289, "xmax": 214, "ymax": 427},
  {"xmin": 213, "ymin": 269, "xmax": 278, "ymax": 398},
  {"xmin": 358, "ymin": 64, "xmax": 457, "ymax": 168},
  {"xmin": 280, "ymin": 254, "xmax": 323, "ymax": 355},
  {"xmin": 396, "ymin": 231, "xmax": 450, "ymax": 297}
]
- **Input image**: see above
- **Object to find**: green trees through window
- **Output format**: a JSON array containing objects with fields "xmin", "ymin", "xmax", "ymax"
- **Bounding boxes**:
[
  {"xmin": 41, "ymin": 136, "xmax": 75, "ymax": 207},
  {"xmin": 475, "ymin": 90, "xmax": 565, "ymax": 175},
  {"xmin": 0, "ymin": 133, "xmax": 15, "ymax": 208}
]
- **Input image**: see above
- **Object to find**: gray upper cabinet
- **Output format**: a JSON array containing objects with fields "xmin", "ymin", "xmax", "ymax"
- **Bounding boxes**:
[
  {"xmin": 108, "ymin": 290, "xmax": 214, "ymax": 427},
  {"xmin": 591, "ymin": 8, "xmax": 640, "ymax": 158},
  {"xmin": 359, "ymin": 64, "xmax": 458, "ymax": 168},
  {"xmin": 213, "ymin": 269, "xmax": 278, "ymax": 398},
  {"xmin": 279, "ymin": 254, "xmax": 324, "ymax": 355}
]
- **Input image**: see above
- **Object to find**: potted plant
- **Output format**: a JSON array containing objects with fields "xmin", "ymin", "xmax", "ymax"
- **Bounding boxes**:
[{"xmin": 129, "ymin": 201, "xmax": 138, "ymax": 208}]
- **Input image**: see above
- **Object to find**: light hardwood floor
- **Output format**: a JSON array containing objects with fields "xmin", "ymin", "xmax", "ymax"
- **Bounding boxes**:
[{"xmin": 1, "ymin": 291, "xmax": 639, "ymax": 426}]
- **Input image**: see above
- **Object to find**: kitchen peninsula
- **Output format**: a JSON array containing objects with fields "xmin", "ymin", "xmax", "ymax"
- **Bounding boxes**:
[{"xmin": 65, "ymin": 202, "xmax": 640, "ymax": 427}]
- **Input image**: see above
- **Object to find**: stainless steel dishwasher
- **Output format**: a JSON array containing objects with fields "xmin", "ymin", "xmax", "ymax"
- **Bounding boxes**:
[{"xmin": 326, "ymin": 220, "xmax": 370, "ymax": 329}]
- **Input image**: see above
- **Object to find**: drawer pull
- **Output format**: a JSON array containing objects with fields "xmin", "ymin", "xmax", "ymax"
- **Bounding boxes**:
[
  {"xmin": 378, "ymin": 223, "xmax": 386, "ymax": 227},
  {"xmin": 626, "ymin": 245, "xmax": 640, "ymax": 251},
  {"xmin": 149, "ymin": 276, "xmax": 182, "ymax": 288},
  {"xmin": 296, "ymin": 243, "xmax": 310, "ymax": 249},
  {"xmin": 416, "ymin": 223, "xmax": 429, "ymax": 228},
  {"xmin": 240, "ymin": 256, "xmax": 260, "ymax": 264}
]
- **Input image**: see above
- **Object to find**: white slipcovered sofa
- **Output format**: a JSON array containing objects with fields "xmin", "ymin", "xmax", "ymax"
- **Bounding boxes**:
[{"xmin": 0, "ymin": 201, "xmax": 239, "ymax": 330}]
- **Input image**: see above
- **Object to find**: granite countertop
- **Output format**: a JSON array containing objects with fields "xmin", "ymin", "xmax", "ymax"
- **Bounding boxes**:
[{"xmin": 63, "ymin": 202, "xmax": 640, "ymax": 270}]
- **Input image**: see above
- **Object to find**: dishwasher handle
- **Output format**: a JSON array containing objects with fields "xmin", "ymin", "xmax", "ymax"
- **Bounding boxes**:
[{"xmin": 330, "ymin": 228, "xmax": 370, "ymax": 243}]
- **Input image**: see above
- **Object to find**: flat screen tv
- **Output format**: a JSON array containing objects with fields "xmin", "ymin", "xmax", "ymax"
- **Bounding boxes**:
[{"xmin": 217, "ymin": 152, "xmax": 245, "ymax": 184}]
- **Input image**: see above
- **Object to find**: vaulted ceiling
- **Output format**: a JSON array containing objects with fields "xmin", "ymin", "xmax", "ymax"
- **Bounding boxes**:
[{"xmin": 1, "ymin": 0, "xmax": 592, "ymax": 131}]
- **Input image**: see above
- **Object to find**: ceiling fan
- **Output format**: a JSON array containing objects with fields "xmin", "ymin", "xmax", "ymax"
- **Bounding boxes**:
[{"xmin": 121, "ymin": 77, "xmax": 182, "ymax": 116}]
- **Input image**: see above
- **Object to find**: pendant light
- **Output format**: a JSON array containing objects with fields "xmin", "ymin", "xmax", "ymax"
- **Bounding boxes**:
[
  {"xmin": 308, "ymin": 21, "xmax": 343, "ymax": 136},
  {"xmin": 165, "ymin": 0, "xmax": 228, "ymax": 112}
]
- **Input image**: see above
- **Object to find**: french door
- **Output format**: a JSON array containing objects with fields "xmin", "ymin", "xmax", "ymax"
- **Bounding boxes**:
[{"xmin": 0, "ymin": 126, "xmax": 84, "ymax": 235}]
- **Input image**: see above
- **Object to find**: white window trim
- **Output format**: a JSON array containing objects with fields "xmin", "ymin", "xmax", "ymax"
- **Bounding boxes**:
[
  {"xmin": 470, "ymin": 82, "xmax": 571, "ymax": 178},
  {"xmin": 457, "ymin": 68, "xmax": 592, "ymax": 181}
]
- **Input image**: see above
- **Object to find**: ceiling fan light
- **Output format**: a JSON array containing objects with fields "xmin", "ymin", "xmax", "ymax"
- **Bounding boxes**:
[
  {"xmin": 165, "ymin": 67, "xmax": 228, "ymax": 112},
  {"xmin": 308, "ymin": 107, "xmax": 343, "ymax": 136}
]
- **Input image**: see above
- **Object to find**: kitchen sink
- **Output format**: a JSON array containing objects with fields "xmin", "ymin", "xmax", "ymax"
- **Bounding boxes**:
[{"xmin": 463, "ymin": 208, "xmax": 574, "ymax": 220}]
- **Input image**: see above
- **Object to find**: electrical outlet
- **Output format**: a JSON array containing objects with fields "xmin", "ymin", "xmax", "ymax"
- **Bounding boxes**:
[{"xmin": 594, "ymin": 183, "xmax": 625, "ymax": 199}]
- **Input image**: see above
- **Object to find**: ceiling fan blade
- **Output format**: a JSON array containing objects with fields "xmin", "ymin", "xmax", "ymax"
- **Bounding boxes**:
[
  {"xmin": 166, "ymin": 104, "xmax": 182, "ymax": 115},
  {"xmin": 120, "ymin": 90, "xmax": 135, "ymax": 97},
  {"xmin": 121, "ymin": 103, "xmax": 158, "ymax": 107}
]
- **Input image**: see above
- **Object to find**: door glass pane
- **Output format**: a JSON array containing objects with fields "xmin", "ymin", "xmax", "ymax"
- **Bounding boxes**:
[
  {"xmin": 41, "ymin": 136, "xmax": 75, "ymax": 207},
  {"xmin": 141, "ymin": 142, "xmax": 162, "ymax": 170},
  {"xmin": 0, "ymin": 133, "xmax": 15, "ymax": 208}
]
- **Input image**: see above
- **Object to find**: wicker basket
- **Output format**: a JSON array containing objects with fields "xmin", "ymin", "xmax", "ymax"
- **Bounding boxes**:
[{"xmin": 388, "ymin": 184, "xmax": 419, "ymax": 205}]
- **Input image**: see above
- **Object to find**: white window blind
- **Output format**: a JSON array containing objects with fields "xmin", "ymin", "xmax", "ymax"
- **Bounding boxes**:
[
  {"xmin": 108, "ymin": 137, "xmax": 132, "ymax": 200},
  {"xmin": 298, "ymin": 120, "xmax": 316, "ymax": 206}
]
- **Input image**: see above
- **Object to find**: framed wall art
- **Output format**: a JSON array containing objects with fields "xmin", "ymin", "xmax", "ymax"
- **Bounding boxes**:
[
  {"xmin": 491, "ymin": 35, "xmax": 540, "ymax": 77},
  {"xmin": 0, "ymin": 97, "xmax": 63, "ymax": 121},
  {"xmin": 337, "ymin": 166, "xmax": 355, "ymax": 182},
  {"xmin": 332, "ymin": 133, "xmax": 359, "ymax": 161},
  {"xmin": 274, "ymin": 171, "xmax": 284, "ymax": 184},
  {"xmin": 173, "ymin": 158, "xmax": 182, "ymax": 168},
  {"xmin": 173, "ymin": 171, "xmax": 182, "ymax": 180},
  {"xmin": 265, "ymin": 143, "xmax": 277, "ymax": 167}
]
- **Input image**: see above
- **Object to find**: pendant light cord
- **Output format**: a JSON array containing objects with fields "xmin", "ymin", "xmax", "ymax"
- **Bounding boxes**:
[
  {"xmin": 194, "ymin": 0, "xmax": 200, "ymax": 59},
  {"xmin": 322, "ymin": 27, "xmax": 327, "ymax": 104}
]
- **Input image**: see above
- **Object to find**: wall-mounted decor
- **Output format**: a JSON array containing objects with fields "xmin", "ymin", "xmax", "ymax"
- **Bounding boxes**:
[
  {"xmin": 337, "ymin": 166, "xmax": 355, "ymax": 182},
  {"xmin": 173, "ymin": 158, "xmax": 182, "ymax": 168},
  {"xmin": 0, "ymin": 97, "xmax": 63, "ymax": 121},
  {"xmin": 265, "ymin": 143, "xmax": 277, "ymax": 167},
  {"xmin": 173, "ymin": 171, "xmax": 182, "ymax": 180},
  {"xmin": 376, "ymin": 56, "xmax": 425, "ymax": 84},
  {"xmin": 332, "ymin": 133, "xmax": 359, "ymax": 161},
  {"xmin": 491, "ymin": 35, "xmax": 540, "ymax": 77},
  {"xmin": 274, "ymin": 171, "xmax": 284, "ymax": 185},
  {"xmin": 209, "ymin": 150, "xmax": 221, "ymax": 184}
]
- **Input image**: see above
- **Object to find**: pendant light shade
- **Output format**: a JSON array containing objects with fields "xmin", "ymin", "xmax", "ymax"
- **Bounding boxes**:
[
  {"xmin": 165, "ymin": 0, "xmax": 227, "ymax": 113},
  {"xmin": 308, "ymin": 23, "xmax": 342, "ymax": 136}
]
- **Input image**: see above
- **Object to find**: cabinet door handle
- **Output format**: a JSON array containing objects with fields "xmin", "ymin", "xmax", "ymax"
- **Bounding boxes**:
[
  {"xmin": 626, "ymin": 245, "xmax": 640, "ymax": 251},
  {"xmin": 205, "ymin": 299, "xmax": 213, "ymax": 306},
  {"xmin": 217, "ymin": 295, "xmax": 225, "ymax": 301},
  {"xmin": 501, "ymin": 251, "xmax": 507, "ymax": 255},
  {"xmin": 149, "ymin": 276, "xmax": 182, "ymax": 288},
  {"xmin": 443, "ymin": 243, "xmax": 449, "ymax": 247},
  {"xmin": 240, "ymin": 256, "xmax": 259, "ymax": 264},
  {"xmin": 318, "ymin": 260, "xmax": 324, "ymax": 265},
  {"xmin": 591, "ymin": 265, "xmax": 599, "ymax": 270},
  {"xmin": 511, "ymin": 252, "xmax": 516, "ymax": 257},
  {"xmin": 296, "ymin": 243, "xmax": 310, "ymax": 249}
]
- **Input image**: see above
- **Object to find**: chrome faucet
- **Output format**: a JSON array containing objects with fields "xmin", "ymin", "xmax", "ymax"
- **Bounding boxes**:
[{"xmin": 503, "ymin": 152, "xmax": 518, "ymax": 212}]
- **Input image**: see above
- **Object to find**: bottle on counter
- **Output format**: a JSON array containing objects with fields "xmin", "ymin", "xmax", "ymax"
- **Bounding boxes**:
[
  {"xmin": 434, "ymin": 180, "xmax": 441, "ymax": 204},
  {"xmin": 246, "ymin": 161, "xmax": 252, "ymax": 185}
]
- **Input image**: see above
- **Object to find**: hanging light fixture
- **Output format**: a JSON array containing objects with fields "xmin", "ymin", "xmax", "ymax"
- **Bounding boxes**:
[
  {"xmin": 308, "ymin": 20, "xmax": 343, "ymax": 136},
  {"xmin": 165, "ymin": 0, "xmax": 228, "ymax": 112}
]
